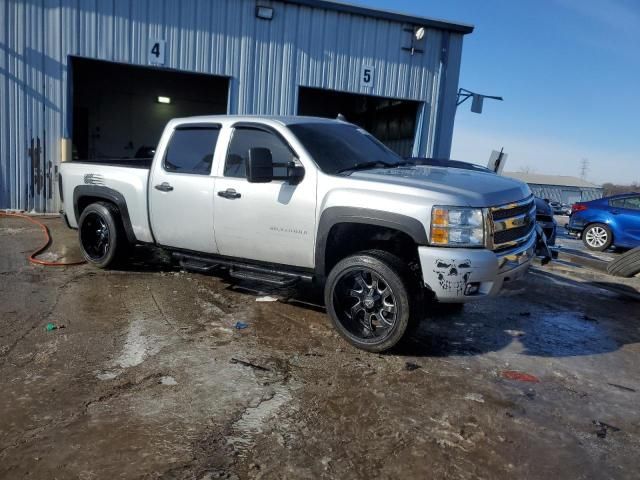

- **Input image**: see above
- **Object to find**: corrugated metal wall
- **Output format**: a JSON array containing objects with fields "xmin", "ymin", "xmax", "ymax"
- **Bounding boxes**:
[
  {"xmin": 528, "ymin": 185, "xmax": 604, "ymax": 204},
  {"xmin": 1, "ymin": 0, "xmax": 464, "ymax": 212}
]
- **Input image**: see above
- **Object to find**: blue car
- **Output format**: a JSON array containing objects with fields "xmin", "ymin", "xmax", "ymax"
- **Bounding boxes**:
[{"xmin": 567, "ymin": 193, "xmax": 640, "ymax": 251}]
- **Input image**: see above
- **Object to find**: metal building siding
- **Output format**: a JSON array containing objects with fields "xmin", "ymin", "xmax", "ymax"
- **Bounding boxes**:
[{"xmin": 1, "ymin": 0, "xmax": 465, "ymax": 212}]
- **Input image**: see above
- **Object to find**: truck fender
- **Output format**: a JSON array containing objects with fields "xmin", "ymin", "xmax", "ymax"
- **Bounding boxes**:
[
  {"xmin": 315, "ymin": 207, "xmax": 429, "ymax": 276},
  {"xmin": 73, "ymin": 185, "xmax": 137, "ymax": 244}
]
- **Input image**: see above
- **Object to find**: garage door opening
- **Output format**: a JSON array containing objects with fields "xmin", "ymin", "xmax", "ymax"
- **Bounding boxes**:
[
  {"xmin": 70, "ymin": 57, "xmax": 229, "ymax": 161},
  {"xmin": 297, "ymin": 87, "xmax": 420, "ymax": 157}
]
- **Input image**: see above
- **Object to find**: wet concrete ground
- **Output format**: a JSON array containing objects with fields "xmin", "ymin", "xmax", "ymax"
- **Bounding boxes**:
[{"xmin": 1, "ymin": 216, "xmax": 639, "ymax": 479}]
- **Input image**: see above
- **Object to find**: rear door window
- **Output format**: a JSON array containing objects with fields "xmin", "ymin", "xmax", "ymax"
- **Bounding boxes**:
[
  {"xmin": 164, "ymin": 126, "xmax": 220, "ymax": 175},
  {"xmin": 624, "ymin": 196, "xmax": 640, "ymax": 210},
  {"xmin": 224, "ymin": 127, "xmax": 295, "ymax": 178}
]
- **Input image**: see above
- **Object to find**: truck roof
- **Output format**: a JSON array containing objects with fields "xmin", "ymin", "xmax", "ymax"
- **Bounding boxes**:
[{"xmin": 169, "ymin": 115, "xmax": 346, "ymax": 128}]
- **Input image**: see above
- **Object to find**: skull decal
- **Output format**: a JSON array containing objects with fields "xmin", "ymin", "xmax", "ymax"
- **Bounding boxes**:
[{"xmin": 433, "ymin": 259, "xmax": 472, "ymax": 296}]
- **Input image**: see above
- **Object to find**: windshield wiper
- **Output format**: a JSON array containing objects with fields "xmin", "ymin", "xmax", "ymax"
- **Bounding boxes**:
[{"xmin": 336, "ymin": 161, "xmax": 395, "ymax": 174}]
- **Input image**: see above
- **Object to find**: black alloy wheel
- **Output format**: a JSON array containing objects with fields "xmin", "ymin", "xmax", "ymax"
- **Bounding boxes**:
[
  {"xmin": 80, "ymin": 211, "xmax": 111, "ymax": 261},
  {"xmin": 324, "ymin": 250, "xmax": 417, "ymax": 352},
  {"xmin": 78, "ymin": 201, "xmax": 127, "ymax": 268},
  {"xmin": 334, "ymin": 268, "xmax": 397, "ymax": 339}
]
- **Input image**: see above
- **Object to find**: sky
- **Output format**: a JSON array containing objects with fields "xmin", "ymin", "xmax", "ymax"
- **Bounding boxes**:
[{"xmin": 359, "ymin": 0, "xmax": 640, "ymax": 185}]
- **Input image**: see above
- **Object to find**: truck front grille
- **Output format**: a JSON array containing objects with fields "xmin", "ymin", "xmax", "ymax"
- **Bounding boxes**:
[{"xmin": 489, "ymin": 196, "xmax": 536, "ymax": 251}]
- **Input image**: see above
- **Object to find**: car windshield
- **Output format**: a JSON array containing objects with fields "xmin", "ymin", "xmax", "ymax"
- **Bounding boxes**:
[{"xmin": 288, "ymin": 122, "xmax": 403, "ymax": 174}]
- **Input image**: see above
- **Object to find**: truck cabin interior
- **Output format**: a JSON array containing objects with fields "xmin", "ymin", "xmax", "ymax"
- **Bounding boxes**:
[
  {"xmin": 70, "ymin": 57, "xmax": 229, "ymax": 162},
  {"xmin": 297, "ymin": 87, "xmax": 420, "ymax": 157}
]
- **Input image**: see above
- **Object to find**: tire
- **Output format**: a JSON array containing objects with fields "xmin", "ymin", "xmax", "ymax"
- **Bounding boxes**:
[
  {"xmin": 78, "ymin": 201, "xmax": 128, "ymax": 268},
  {"xmin": 582, "ymin": 223, "xmax": 613, "ymax": 251},
  {"xmin": 607, "ymin": 247, "xmax": 640, "ymax": 278},
  {"xmin": 324, "ymin": 250, "xmax": 419, "ymax": 352}
]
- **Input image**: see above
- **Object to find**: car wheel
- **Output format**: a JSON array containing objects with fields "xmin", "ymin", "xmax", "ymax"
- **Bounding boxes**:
[
  {"xmin": 78, "ymin": 201, "xmax": 128, "ymax": 268},
  {"xmin": 582, "ymin": 223, "xmax": 613, "ymax": 251},
  {"xmin": 324, "ymin": 250, "xmax": 418, "ymax": 352}
]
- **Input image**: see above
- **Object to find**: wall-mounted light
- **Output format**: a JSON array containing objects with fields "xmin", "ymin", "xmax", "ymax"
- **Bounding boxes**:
[
  {"xmin": 157, "ymin": 96, "xmax": 171, "ymax": 104},
  {"xmin": 256, "ymin": 6, "xmax": 274, "ymax": 20},
  {"xmin": 402, "ymin": 26, "xmax": 425, "ymax": 55}
]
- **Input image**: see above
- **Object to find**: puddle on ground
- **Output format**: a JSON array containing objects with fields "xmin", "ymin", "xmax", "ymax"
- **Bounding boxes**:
[
  {"xmin": 227, "ymin": 385, "xmax": 292, "ymax": 456},
  {"xmin": 96, "ymin": 315, "xmax": 163, "ymax": 379},
  {"xmin": 521, "ymin": 312, "xmax": 618, "ymax": 357}
]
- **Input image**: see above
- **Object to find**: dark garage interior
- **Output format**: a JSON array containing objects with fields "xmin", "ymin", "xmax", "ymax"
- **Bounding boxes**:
[
  {"xmin": 297, "ymin": 87, "xmax": 420, "ymax": 157},
  {"xmin": 71, "ymin": 57, "xmax": 229, "ymax": 161}
]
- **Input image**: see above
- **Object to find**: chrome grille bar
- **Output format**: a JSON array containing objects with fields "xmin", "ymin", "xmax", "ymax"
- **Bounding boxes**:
[{"xmin": 488, "ymin": 195, "xmax": 536, "ymax": 251}]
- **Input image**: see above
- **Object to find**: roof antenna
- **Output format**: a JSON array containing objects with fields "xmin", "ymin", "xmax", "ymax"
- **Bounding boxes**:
[{"xmin": 336, "ymin": 113, "xmax": 347, "ymax": 121}]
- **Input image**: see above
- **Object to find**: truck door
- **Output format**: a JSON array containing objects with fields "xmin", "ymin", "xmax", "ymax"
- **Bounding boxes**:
[
  {"xmin": 212, "ymin": 125, "xmax": 317, "ymax": 268},
  {"xmin": 149, "ymin": 124, "xmax": 220, "ymax": 253}
]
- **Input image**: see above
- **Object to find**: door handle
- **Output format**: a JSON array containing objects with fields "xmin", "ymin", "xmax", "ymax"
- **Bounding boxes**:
[
  {"xmin": 218, "ymin": 188, "xmax": 241, "ymax": 199},
  {"xmin": 611, "ymin": 210, "xmax": 620, "ymax": 215},
  {"xmin": 154, "ymin": 182, "xmax": 174, "ymax": 192}
]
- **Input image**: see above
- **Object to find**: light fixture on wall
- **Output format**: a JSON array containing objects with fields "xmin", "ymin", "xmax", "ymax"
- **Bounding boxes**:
[
  {"xmin": 256, "ymin": 5, "xmax": 274, "ymax": 20},
  {"xmin": 157, "ymin": 96, "xmax": 171, "ymax": 104},
  {"xmin": 402, "ymin": 26, "xmax": 425, "ymax": 55}
]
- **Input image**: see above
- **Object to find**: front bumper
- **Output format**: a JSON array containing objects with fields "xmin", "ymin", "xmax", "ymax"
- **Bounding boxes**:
[{"xmin": 418, "ymin": 233, "xmax": 536, "ymax": 303}]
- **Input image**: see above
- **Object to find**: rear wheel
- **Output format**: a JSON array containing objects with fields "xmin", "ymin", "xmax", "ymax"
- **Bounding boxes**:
[
  {"xmin": 582, "ymin": 223, "xmax": 612, "ymax": 251},
  {"xmin": 78, "ymin": 202, "xmax": 128, "ymax": 268},
  {"xmin": 324, "ymin": 250, "xmax": 418, "ymax": 352}
]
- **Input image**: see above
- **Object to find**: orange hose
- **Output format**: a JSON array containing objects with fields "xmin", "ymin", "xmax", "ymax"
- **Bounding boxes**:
[{"xmin": 0, "ymin": 211, "xmax": 86, "ymax": 266}]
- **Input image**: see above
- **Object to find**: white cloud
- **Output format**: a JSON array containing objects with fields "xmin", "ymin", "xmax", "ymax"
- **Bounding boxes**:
[{"xmin": 450, "ymin": 125, "xmax": 639, "ymax": 185}]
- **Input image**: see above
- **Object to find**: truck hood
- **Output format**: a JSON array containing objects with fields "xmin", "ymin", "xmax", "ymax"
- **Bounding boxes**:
[{"xmin": 350, "ymin": 166, "xmax": 531, "ymax": 207}]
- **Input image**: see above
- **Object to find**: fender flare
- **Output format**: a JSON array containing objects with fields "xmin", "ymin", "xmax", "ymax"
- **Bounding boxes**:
[
  {"xmin": 315, "ymin": 207, "xmax": 428, "ymax": 276},
  {"xmin": 73, "ymin": 185, "xmax": 137, "ymax": 244}
]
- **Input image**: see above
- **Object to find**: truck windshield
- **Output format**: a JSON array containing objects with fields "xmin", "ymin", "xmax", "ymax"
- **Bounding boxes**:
[{"xmin": 288, "ymin": 123, "xmax": 403, "ymax": 175}]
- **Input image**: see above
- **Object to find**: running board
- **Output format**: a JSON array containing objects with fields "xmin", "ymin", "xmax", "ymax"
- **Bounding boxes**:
[
  {"xmin": 229, "ymin": 268, "xmax": 300, "ymax": 287},
  {"xmin": 171, "ymin": 251, "xmax": 313, "ymax": 285},
  {"xmin": 177, "ymin": 258, "xmax": 218, "ymax": 273}
]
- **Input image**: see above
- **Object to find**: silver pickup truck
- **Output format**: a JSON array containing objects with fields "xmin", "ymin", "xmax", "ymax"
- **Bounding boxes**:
[{"xmin": 60, "ymin": 115, "xmax": 544, "ymax": 352}]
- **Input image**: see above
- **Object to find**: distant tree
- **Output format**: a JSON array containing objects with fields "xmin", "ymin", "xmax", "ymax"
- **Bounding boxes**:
[
  {"xmin": 602, "ymin": 182, "xmax": 640, "ymax": 196},
  {"xmin": 518, "ymin": 166, "xmax": 535, "ymax": 174}
]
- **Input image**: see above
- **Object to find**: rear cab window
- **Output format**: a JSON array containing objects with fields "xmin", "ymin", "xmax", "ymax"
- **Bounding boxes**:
[{"xmin": 164, "ymin": 126, "xmax": 221, "ymax": 175}]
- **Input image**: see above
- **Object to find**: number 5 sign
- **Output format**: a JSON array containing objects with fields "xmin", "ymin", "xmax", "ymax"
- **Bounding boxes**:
[
  {"xmin": 149, "ymin": 39, "xmax": 166, "ymax": 65},
  {"xmin": 361, "ymin": 65, "xmax": 374, "ymax": 88}
]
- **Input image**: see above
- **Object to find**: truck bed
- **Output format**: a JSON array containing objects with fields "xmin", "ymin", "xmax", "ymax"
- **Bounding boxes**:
[{"xmin": 60, "ymin": 160, "xmax": 154, "ymax": 243}]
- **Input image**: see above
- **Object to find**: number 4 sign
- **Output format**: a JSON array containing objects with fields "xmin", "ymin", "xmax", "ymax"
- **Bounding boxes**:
[
  {"xmin": 149, "ymin": 39, "xmax": 166, "ymax": 65},
  {"xmin": 361, "ymin": 65, "xmax": 374, "ymax": 88}
]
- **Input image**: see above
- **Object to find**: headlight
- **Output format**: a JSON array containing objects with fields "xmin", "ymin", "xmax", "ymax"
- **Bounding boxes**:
[{"xmin": 430, "ymin": 206, "xmax": 484, "ymax": 247}]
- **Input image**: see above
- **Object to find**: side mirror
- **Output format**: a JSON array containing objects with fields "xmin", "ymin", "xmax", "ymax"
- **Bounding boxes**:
[
  {"xmin": 287, "ymin": 164, "xmax": 305, "ymax": 185},
  {"xmin": 246, "ymin": 148, "xmax": 273, "ymax": 183}
]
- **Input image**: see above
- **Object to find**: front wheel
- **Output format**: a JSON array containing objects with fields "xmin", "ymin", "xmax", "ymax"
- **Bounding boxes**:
[
  {"xmin": 324, "ymin": 250, "xmax": 418, "ymax": 352},
  {"xmin": 582, "ymin": 223, "xmax": 612, "ymax": 251}
]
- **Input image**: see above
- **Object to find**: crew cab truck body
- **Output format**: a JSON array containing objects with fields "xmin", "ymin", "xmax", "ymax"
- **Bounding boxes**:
[{"xmin": 60, "ymin": 115, "xmax": 543, "ymax": 352}]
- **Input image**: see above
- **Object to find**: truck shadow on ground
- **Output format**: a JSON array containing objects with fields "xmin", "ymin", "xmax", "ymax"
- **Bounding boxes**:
[
  {"xmin": 122, "ymin": 247, "xmax": 639, "ymax": 360},
  {"xmin": 401, "ymin": 273, "xmax": 639, "ymax": 359}
]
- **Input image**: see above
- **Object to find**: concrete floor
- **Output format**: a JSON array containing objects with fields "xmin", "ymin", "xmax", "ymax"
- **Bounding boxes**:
[{"xmin": 1, "ymin": 216, "xmax": 639, "ymax": 479}]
